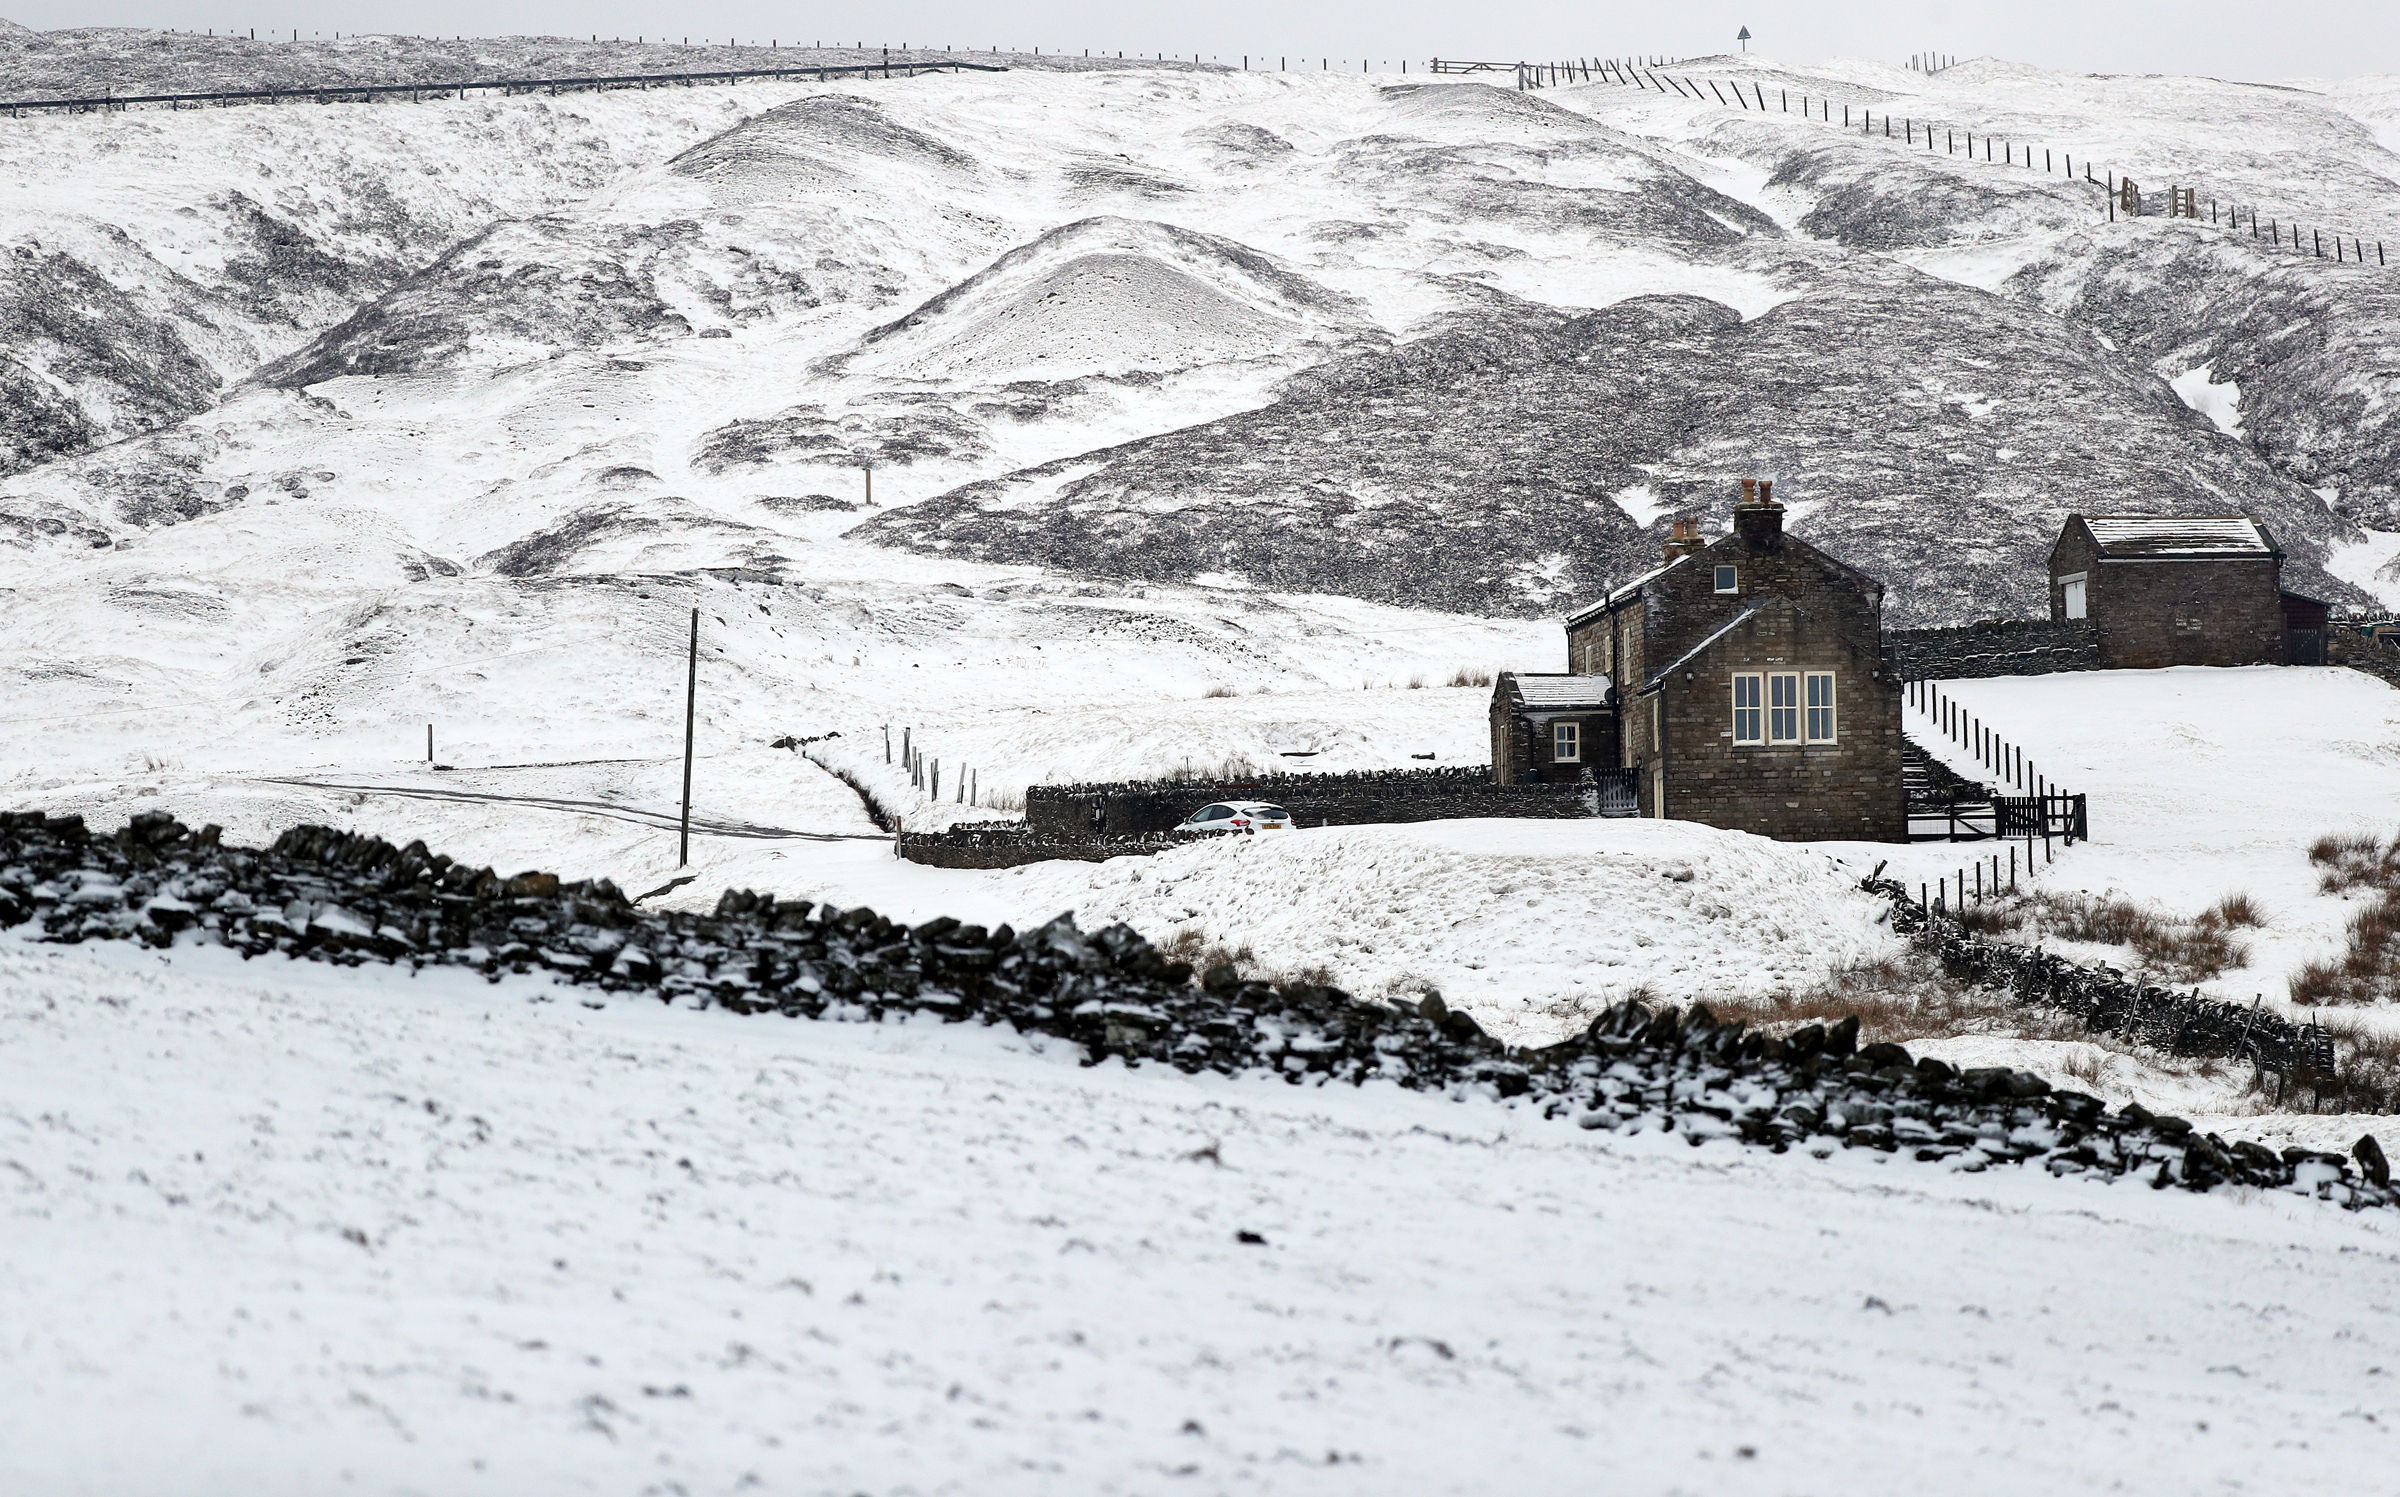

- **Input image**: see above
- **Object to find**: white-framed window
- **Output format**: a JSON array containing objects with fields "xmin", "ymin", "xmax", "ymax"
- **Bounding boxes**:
[
  {"xmin": 2061, "ymin": 572, "xmax": 2087, "ymax": 621},
  {"xmin": 1731, "ymin": 674, "xmax": 1763, "ymax": 744},
  {"xmin": 1805, "ymin": 672, "xmax": 1837, "ymax": 743},
  {"xmin": 1714, "ymin": 565, "xmax": 1739, "ymax": 595},
  {"xmin": 1768, "ymin": 673, "xmax": 1801, "ymax": 743},
  {"xmin": 1553, "ymin": 721, "xmax": 1580, "ymax": 762}
]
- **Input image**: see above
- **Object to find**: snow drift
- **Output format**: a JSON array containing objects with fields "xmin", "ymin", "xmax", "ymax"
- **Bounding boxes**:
[{"xmin": 992, "ymin": 818, "xmax": 1900, "ymax": 1042}]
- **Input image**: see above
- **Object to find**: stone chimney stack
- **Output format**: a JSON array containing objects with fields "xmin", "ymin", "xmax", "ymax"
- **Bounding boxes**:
[
  {"xmin": 1732, "ymin": 475, "xmax": 1785, "ymax": 547},
  {"xmin": 1663, "ymin": 516, "xmax": 1707, "ymax": 563}
]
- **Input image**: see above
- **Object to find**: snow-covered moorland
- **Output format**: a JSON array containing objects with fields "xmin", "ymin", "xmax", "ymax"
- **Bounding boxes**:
[{"xmin": 9, "ymin": 31, "xmax": 2400, "ymax": 871}]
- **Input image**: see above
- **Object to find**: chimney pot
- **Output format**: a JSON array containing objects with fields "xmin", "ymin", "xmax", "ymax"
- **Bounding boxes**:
[
  {"xmin": 1732, "ymin": 481, "xmax": 1786, "ymax": 545},
  {"xmin": 1663, "ymin": 515, "xmax": 1708, "ymax": 563}
]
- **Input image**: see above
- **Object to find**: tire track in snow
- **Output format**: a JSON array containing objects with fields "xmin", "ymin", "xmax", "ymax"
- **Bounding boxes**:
[{"xmin": 257, "ymin": 776, "xmax": 888, "ymax": 842}]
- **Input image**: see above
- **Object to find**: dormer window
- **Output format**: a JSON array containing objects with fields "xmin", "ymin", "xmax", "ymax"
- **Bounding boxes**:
[{"xmin": 1714, "ymin": 566, "xmax": 1738, "ymax": 594}]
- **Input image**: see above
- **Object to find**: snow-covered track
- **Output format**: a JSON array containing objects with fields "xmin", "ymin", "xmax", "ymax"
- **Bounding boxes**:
[{"xmin": 253, "ymin": 775, "xmax": 886, "ymax": 842}]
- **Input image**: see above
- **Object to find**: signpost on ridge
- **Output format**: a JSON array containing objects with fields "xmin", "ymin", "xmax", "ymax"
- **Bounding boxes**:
[{"xmin": 1737, "ymin": 26, "xmax": 1751, "ymax": 52}]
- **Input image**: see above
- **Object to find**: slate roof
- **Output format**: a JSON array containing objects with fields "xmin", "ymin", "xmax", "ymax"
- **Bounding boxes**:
[
  {"xmin": 1562, "ymin": 554, "xmax": 1692, "ymax": 627},
  {"xmin": 1642, "ymin": 605, "xmax": 1763, "ymax": 691},
  {"xmin": 2080, "ymin": 515, "xmax": 2280, "ymax": 560},
  {"xmin": 1505, "ymin": 673, "xmax": 1614, "ymax": 710}
]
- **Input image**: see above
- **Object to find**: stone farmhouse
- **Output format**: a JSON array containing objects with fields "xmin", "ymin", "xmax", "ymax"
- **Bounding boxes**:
[
  {"xmin": 2048, "ymin": 514, "xmax": 2331, "ymax": 668},
  {"xmin": 1491, "ymin": 480, "xmax": 1905, "ymax": 842}
]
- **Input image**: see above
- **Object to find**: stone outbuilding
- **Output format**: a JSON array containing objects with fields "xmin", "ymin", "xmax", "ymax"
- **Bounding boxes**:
[
  {"xmin": 1494, "ymin": 479, "xmax": 1905, "ymax": 842},
  {"xmin": 1489, "ymin": 673, "xmax": 1617, "ymax": 785},
  {"xmin": 2047, "ymin": 514, "xmax": 2325, "ymax": 668}
]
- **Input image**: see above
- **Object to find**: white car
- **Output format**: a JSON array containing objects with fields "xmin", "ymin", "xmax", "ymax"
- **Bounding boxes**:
[{"xmin": 1170, "ymin": 801, "xmax": 1294, "ymax": 836}]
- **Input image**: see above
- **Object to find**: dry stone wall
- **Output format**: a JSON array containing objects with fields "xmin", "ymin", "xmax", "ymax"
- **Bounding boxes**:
[
  {"xmin": 895, "ymin": 826, "xmax": 1176, "ymax": 869},
  {"xmin": 1884, "ymin": 619, "xmax": 2102, "ymax": 681},
  {"xmin": 2, "ymin": 808, "xmax": 2391, "ymax": 1210},
  {"xmin": 1024, "ymin": 766, "xmax": 1610, "ymax": 839}
]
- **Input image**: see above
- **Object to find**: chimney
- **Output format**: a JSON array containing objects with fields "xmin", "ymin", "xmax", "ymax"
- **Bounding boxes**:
[
  {"xmin": 1663, "ymin": 515, "xmax": 1707, "ymax": 563},
  {"xmin": 1732, "ymin": 475, "xmax": 1784, "ymax": 547}
]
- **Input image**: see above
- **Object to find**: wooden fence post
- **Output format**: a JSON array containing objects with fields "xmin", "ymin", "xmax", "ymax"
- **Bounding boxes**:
[{"xmin": 679, "ymin": 607, "xmax": 699, "ymax": 867}]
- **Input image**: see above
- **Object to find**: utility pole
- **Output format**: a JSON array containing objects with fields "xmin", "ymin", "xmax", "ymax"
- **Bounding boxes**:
[{"xmin": 679, "ymin": 607, "xmax": 699, "ymax": 867}]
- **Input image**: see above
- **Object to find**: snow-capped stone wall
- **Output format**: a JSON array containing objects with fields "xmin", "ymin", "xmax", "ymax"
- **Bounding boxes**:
[{"xmin": 0, "ymin": 806, "xmax": 2390, "ymax": 1210}]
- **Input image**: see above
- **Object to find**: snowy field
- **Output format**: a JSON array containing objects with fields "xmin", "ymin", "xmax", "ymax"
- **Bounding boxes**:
[
  {"xmin": 991, "ymin": 819, "xmax": 1896, "ymax": 1044},
  {"xmin": 6, "ymin": 931, "xmax": 2400, "ymax": 1495},
  {"xmin": 1908, "ymin": 667, "xmax": 2400, "ymax": 1012}
]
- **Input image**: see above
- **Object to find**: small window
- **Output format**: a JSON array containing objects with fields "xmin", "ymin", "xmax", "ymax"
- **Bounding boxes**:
[
  {"xmin": 1731, "ymin": 674, "xmax": 1762, "ymax": 743},
  {"xmin": 1196, "ymin": 805, "xmax": 1233, "ymax": 821},
  {"xmin": 1714, "ymin": 565, "xmax": 1738, "ymax": 595},
  {"xmin": 1805, "ymin": 673, "xmax": 1837, "ymax": 743},
  {"xmin": 1259, "ymin": 806, "xmax": 1291, "ymax": 821},
  {"xmin": 1553, "ymin": 721, "xmax": 1581, "ymax": 763},
  {"xmin": 2062, "ymin": 574, "xmax": 2087, "ymax": 621},
  {"xmin": 1768, "ymin": 673, "xmax": 1800, "ymax": 744}
]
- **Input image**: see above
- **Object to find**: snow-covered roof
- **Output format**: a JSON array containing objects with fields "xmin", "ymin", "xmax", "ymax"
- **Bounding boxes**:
[
  {"xmin": 1644, "ymin": 605, "xmax": 1762, "ymax": 690},
  {"xmin": 2080, "ymin": 515, "xmax": 2279, "ymax": 560},
  {"xmin": 1563, "ymin": 554, "xmax": 1694, "ymax": 627},
  {"xmin": 1506, "ymin": 673, "xmax": 1614, "ymax": 710}
]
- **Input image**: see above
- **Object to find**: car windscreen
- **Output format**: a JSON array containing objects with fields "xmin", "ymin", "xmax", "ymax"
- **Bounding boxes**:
[{"xmin": 1258, "ymin": 807, "xmax": 1291, "ymax": 820}]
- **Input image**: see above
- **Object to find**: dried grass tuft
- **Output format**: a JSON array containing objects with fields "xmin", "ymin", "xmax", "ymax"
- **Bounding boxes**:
[
  {"xmin": 2206, "ymin": 892, "xmax": 2267, "ymax": 930},
  {"xmin": 1965, "ymin": 890, "xmax": 2251, "ymax": 983},
  {"xmin": 1704, "ymin": 950, "xmax": 2082, "ymax": 1046},
  {"xmin": 2293, "ymin": 828, "xmax": 2400, "ymax": 1004},
  {"xmin": 2310, "ymin": 831, "xmax": 2400, "ymax": 894}
]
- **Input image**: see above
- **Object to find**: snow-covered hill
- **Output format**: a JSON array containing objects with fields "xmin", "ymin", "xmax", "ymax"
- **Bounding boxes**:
[
  {"xmin": 7, "ymin": 39, "xmax": 2398, "ymax": 624},
  {"xmin": 7, "ymin": 27, "xmax": 2400, "ymax": 913}
]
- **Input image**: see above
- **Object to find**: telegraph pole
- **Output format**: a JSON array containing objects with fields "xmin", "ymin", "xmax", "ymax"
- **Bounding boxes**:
[{"xmin": 679, "ymin": 607, "xmax": 698, "ymax": 867}]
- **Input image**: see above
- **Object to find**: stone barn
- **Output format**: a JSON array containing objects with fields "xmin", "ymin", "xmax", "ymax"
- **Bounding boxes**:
[
  {"xmin": 1489, "ymin": 674, "xmax": 1616, "ymax": 784},
  {"xmin": 1491, "ymin": 479, "xmax": 1905, "ymax": 842},
  {"xmin": 2047, "ymin": 514, "xmax": 2324, "ymax": 668}
]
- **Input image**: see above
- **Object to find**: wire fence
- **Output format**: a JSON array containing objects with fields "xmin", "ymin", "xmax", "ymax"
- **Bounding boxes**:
[
  {"xmin": 0, "ymin": 37, "xmax": 1471, "ymax": 118},
  {"xmin": 1577, "ymin": 57, "xmax": 2394, "ymax": 272},
  {"xmin": 0, "ymin": 55, "xmax": 1009, "ymax": 116}
]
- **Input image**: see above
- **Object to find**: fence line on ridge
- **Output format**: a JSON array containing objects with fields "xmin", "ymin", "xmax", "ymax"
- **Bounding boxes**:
[
  {"xmin": 0, "ymin": 55, "xmax": 1010, "ymax": 117},
  {"xmin": 1579, "ymin": 57, "xmax": 2392, "ymax": 271}
]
